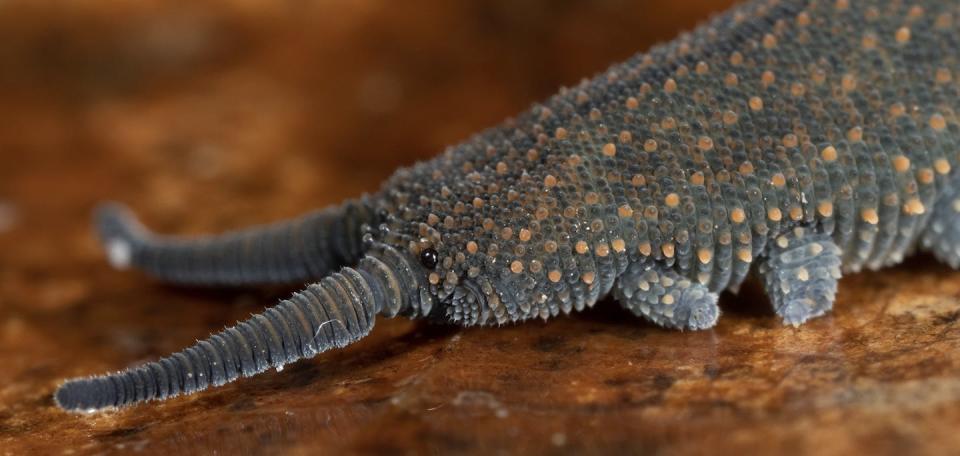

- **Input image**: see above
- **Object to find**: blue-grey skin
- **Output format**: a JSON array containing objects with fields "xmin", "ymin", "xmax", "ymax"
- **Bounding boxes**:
[{"xmin": 55, "ymin": 0, "xmax": 960, "ymax": 411}]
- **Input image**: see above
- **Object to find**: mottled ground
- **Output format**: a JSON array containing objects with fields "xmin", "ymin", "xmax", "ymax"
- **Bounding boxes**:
[{"xmin": 1, "ymin": 0, "xmax": 959, "ymax": 454}]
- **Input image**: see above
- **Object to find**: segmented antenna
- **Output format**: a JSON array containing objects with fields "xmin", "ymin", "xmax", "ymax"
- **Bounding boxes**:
[
  {"xmin": 95, "ymin": 199, "xmax": 376, "ymax": 286},
  {"xmin": 55, "ymin": 248, "xmax": 418, "ymax": 412}
]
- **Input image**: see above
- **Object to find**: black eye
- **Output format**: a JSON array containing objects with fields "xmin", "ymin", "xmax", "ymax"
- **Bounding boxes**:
[{"xmin": 419, "ymin": 248, "xmax": 439, "ymax": 269}]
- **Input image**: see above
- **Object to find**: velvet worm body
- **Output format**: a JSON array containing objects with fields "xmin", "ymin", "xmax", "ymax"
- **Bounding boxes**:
[{"xmin": 56, "ymin": 0, "xmax": 960, "ymax": 412}]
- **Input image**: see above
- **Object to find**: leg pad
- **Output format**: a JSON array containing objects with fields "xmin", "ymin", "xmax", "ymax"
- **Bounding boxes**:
[
  {"xmin": 759, "ymin": 227, "xmax": 842, "ymax": 326},
  {"xmin": 921, "ymin": 185, "xmax": 960, "ymax": 269},
  {"xmin": 615, "ymin": 265, "xmax": 719, "ymax": 330}
]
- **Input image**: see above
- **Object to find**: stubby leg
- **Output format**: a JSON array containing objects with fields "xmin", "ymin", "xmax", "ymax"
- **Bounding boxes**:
[
  {"xmin": 757, "ymin": 227, "xmax": 842, "ymax": 326},
  {"xmin": 921, "ymin": 184, "xmax": 960, "ymax": 269},
  {"xmin": 614, "ymin": 263, "xmax": 720, "ymax": 330}
]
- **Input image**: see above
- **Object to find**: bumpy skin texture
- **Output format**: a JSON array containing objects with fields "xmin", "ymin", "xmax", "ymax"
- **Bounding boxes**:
[{"xmin": 56, "ymin": 0, "xmax": 960, "ymax": 411}]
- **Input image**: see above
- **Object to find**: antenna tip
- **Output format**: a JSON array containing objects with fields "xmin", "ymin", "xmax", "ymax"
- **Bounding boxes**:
[{"xmin": 54, "ymin": 378, "xmax": 110, "ymax": 412}]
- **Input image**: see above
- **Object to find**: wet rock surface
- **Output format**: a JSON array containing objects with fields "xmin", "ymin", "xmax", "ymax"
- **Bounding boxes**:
[{"xmin": 1, "ymin": 0, "xmax": 958, "ymax": 454}]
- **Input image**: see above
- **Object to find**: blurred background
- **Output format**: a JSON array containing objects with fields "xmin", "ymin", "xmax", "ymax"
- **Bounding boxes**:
[
  {"xmin": 3, "ymin": 1, "xmax": 960, "ymax": 454},
  {"xmin": 0, "ymin": 0, "xmax": 729, "ymax": 230}
]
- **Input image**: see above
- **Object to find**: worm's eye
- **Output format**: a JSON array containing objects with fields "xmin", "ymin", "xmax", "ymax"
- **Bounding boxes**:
[{"xmin": 419, "ymin": 248, "xmax": 439, "ymax": 269}]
